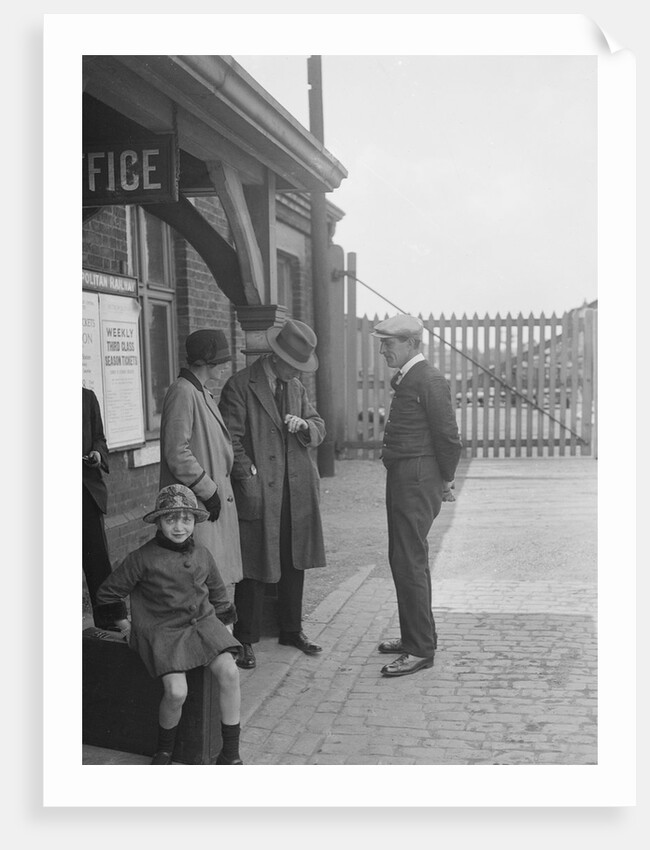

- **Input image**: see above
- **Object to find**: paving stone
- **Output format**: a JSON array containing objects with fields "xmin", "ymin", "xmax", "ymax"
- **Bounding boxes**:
[{"xmin": 289, "ymin": 732, "xmax": 324, "ymax": 756}]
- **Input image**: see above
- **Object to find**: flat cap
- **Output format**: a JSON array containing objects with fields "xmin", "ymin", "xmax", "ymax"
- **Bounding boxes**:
[{"xmin": 371, "ymin": 314, "xmax": 423, "ymax": 339}]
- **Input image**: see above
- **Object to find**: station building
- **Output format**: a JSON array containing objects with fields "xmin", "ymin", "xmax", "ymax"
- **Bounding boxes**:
[{"xmin": 82, "ymin": 55, "xmax": 348, "ymax": 566}]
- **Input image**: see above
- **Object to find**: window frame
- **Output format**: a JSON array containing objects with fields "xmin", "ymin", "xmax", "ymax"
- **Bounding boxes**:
[
  {"xmin": 276, "ymin": 250, "xmax": 298, "ymax": 318},
  {"xmin": 131, "ymin": 206, "xmax": 178, "ymax": 438}
]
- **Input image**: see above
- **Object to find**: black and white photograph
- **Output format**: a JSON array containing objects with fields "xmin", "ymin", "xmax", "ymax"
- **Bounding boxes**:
[{"xmin": 38, "ymin": 12, "xmax": 635, "ymax": 818}]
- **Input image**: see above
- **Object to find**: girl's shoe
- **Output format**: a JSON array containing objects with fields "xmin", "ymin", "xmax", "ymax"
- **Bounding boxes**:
[
  {"xmin": 216, "ymin": 752, "xmax": 243, "ymax": 765},
  {"xmin": 150, "ymin": 750, "xmax": 173, "ymax": 765}
]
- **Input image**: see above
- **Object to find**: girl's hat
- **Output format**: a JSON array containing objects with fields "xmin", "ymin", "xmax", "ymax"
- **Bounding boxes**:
[
  {"xmin": 185, "ymin": 329, "xmax": 231, "ymax": 366},
  {"xmin": 266, "ymin": 319, "xmax": 318, "ymax": 372},
  {"xmin": 143, "ymin": 484, "xmax": 209, "ymax": 524}
]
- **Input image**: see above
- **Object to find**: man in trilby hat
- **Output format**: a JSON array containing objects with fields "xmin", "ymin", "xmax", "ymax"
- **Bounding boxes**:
[
  {"xmin": 372, "ymin": 314, "xmax": 462, "ymax": 678},
  {"xmin": 219, "ymin": 319, "xmax": 327, "ymax": 670}
]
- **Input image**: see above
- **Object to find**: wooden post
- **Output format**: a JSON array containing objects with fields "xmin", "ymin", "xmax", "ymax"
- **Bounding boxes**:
[
  {"xmin": 504, "ymin": 314, "xmax": 513, "ymax": 457},
  {"xmin": 537, "ymin": 313, "xmax": 546, "ymax": 456},
  {"xmin": 345, "ymin": 253, "xmax": 358, "ymax": 459},
  {"xmin": 329, "ymin": 244, "xmax": 346, "ymax": 456},
  {"xmin": 308, "ymin": 55, "xmax": 335, "ymax": 476},
  {"xmin": 494, "ymin": 313, "xmax": 502, "ymax": 458},
  {"xmin": 548, "ymin": 313, "xmax": 558, "ymax": 457}
]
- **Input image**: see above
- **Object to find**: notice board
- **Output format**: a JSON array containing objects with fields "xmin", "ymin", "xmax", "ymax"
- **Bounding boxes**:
[{"xmin": 82, "ymin": 282, "xmax": 145, "ymax": 449}]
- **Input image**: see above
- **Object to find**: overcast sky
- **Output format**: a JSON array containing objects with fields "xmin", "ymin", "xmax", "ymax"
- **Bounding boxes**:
[{"xmin": 234, "ymin": 54, "xmax": 597, "ymax": 321}]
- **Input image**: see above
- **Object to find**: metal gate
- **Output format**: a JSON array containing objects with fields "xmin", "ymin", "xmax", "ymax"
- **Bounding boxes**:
[{"xmin": 342, "ymin": 307, "xmax": 597, "ymax": 459}]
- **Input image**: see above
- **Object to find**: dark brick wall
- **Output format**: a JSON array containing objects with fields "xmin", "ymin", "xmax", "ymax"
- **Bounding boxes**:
[
  {"xmin": 83, "ymin": 206, "xmax": 156, "ymax": 564},
  {"xmin": 82, "ymin": 194, "xmax": 319, "ymax": 569},
  {"xmin": 82, "ymin": 207, "xmax": 129, "ymax": 274}
]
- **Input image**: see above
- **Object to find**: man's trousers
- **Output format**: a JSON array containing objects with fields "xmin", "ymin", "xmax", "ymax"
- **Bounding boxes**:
[
  {"xmin": 233, "ymin": 484, "xmax": 304, "ymax": 644},
  {"xmin": 385, "ymin": 455, "xmax": 443, "ymax": 658}
]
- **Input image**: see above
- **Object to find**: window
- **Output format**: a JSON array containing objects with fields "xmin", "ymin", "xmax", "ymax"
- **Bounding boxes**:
[
  {"xmin": 132, "ymin": 208, "xmax": 177, "ymax": 434},
  {"xmin": 277, "ymin": 253, "xmax": 296, "ymax": 317}
]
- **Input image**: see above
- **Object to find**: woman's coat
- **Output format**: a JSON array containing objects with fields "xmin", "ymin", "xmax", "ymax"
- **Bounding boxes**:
[
  {"xmin": 218, "ymin": 357, "xmax": 327, "ymax": 583},
  {"xmin": 159, "ymin": 370, "xmax": 243, "ymax": 587}
]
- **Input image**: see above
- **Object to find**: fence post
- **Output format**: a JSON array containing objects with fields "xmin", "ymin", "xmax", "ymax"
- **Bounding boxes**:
[
  {"xmin": 537, "ymin": 312, "xmax": 546, "ymax": 456},
  {"xmin": 548, "ymin": 313, "xmax": 558, "ymax": 457},
  {"xmin": 493, "ymin": 313, "xmax": 502, "ymax": 458},
  {"xmin": 504, "ymin": 313, "xmax": 513, "ymax": 457},
  {"xmin": 581, "ymin": 308, "xmax": 595, "ymax": 456}
]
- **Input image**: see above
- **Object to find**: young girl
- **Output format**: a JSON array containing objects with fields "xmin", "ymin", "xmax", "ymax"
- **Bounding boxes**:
[{"xmin": 96, "ymin": 483, "xmax": 244, "ymax": 765}]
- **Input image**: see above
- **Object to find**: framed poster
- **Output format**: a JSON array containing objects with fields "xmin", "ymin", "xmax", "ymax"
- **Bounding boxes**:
[
  {"xmin": 98, "ymin": 293, "xmax": 145, "ymax": 449},
  {"xmin": 82, "ymin": 290, "xmax": 104, "ymax": 409}
]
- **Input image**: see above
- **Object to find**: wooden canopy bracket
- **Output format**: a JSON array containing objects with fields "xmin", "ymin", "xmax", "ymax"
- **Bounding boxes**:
[{"xmin": 207, "ymin": 161, "xmax": 266, "ymax": 307}]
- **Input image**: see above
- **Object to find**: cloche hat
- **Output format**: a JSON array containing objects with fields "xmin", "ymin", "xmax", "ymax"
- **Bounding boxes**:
[
  {"xmin": 267, "ymin": 319, "xmax": 318, "ymax": 372},
  {"xmin": 143, "ymin": 484, "xmax": 209, "ymax": 524},
  {"xmin": 186, "ymin": 329, "xmax": 231, "ymax": 366}
]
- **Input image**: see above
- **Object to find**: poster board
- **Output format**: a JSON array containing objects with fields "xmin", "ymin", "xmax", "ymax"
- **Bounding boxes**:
[
  {"xmin": 82, "ymin": 281, "xmax": 145, "ymax": 449},
  {"xmin": 98, "ymin": 293, "xmax": 145, "ymax": 449},
  {"xmin": 81, "ymin": 290, "xmax": 103, "ymax": 410}
]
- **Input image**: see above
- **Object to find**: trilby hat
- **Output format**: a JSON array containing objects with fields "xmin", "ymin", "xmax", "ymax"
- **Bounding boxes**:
[
  {"xmin": 143, "ymin": 484, "xmax": 209, "ymax": 524},
  {"xmin": 186, "ymin": 329, "xmax": 231, "ymax": 366},
  {"xmin": 267, "ymin": 319, "xmax": 319, "ymax": 372},
  {"xmin": 371, "ymin": 314, "xmax": 423, "ymax": 340}
]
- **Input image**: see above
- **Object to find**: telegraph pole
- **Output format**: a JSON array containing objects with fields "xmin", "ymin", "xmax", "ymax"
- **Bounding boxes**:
[{"xmin": 308, "ymin": 55, "xmax": 336, "ymax": 476}]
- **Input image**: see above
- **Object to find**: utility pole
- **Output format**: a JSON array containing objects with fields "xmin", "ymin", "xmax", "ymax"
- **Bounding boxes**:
[{"xmin": 308, "ymin": 55, "xmax": 335, "ymax": 476}]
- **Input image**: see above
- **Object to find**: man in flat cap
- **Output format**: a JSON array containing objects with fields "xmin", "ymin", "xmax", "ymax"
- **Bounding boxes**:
[
  {"xmin": 219, "ymin": 319, "xmax": 326, "ymax": 670},
  {"xmin": 373, "ymin": 314, "xmax": 462, "ymax": 677}
]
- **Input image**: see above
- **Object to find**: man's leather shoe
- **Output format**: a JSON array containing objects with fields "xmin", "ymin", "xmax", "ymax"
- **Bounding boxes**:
[
  {"xmin": 381, "ymin": 653, "xmax": 434, "ymax": 678},
  {"xmin": 216, "ymin": 752, "xmax": 243, "ymax": 765},
  {"xmin": 278, "ymin": 630, "xmax": 322, "ymax": 655},
  {"xmin": 150, "ymin": 750, "xmax": 173, "ymax": 765},
  {"xmin": 236, "ymin": 643, "xmax": 256, "ymax": 669},
  {"xmin": 378, "ymin": 638, "xmax": 404, "ymax": 654}
]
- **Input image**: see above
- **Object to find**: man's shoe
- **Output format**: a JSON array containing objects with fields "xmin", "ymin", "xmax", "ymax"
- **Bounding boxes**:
[
  {"xmin": 378, "ymin": 638, "xmax": 404, "ymax": 654},
  {"xmin": 236, "ymin": 643, "xmax": 256, "ymax": 669},
  {"xmin": 380, "ymin": 653, "xmax": 434, "ymax": 678},
  {"xmin": 216, "ymin": 752, "xmax": 243, "ymax": 765},
  {"xmin": 278, "ymin": 630, "xmax": 322, "ymax": 655},
  {"xmin": 150, "ymin": 750, "xmax": 173, "ymax": 765}
]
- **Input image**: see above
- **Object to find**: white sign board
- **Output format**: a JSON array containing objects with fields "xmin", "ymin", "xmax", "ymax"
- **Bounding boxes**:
[
  {"xmin": 82, "ymin": 291, "xmax": 104, "ymax": 410},
  {"xmin": 98, "ymin": 293, "xmax": 145, "ymax": 448}
]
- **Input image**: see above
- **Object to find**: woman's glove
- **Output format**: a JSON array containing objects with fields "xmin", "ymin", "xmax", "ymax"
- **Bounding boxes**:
[
  {"xmin": 203, "ymin": 490, "xmax": 222, "ymax": 522},
  {"xmin": 216, "ymin": 603, "xmax": 237, "ymax": 626}
]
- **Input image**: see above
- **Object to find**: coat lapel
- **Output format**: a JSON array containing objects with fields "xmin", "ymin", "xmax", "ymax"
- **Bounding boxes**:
[
  {"xmin": 249, "ymin": 359, "xmax": 284, "ymax": 428},
  {"xmin": 179, "ymin": 369, "xmax": 232, "ymax": 442}
]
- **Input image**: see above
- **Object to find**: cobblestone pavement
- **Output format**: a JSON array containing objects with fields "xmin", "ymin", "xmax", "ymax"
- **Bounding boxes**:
[
  {"xmin": 239, "ymin": 575, "xmax": 597, "ymax": 765},
  {"xmin": 238, "ymin": 457, "xmax": 597, "ymax": 765},
  {"xmin": 82, "ymin": 457, "xmax": 597, "ymax": 766}
]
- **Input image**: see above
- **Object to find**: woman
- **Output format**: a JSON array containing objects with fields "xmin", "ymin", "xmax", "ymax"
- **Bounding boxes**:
[{"xmin": 159, "ymin": 329, "xmax": 243, "ymax": 593}]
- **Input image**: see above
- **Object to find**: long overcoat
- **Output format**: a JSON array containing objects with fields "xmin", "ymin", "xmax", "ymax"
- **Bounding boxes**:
[
  {"xmin": 159, "ymin": 370, "xmax": 243, "ymax": 587},
  {"xmin": 82, "ymin": 387, "xmax": 109, "ymax": 512},
  {"xmin": 218, "ymin": 357, "xmax": 327, "ymax": 583}
]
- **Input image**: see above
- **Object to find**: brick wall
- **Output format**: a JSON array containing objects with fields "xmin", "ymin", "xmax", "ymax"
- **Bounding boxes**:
[
  {"xmin": 83, "ymin": 207, "xmax": 156, "ymax": 564},
  {"xmin": 82, "ymin": 207, "xmax": 129, "ymax": 273},
  {"xmin": 82, "ymin": 194, "xmax": 322, "ymax": 571}
]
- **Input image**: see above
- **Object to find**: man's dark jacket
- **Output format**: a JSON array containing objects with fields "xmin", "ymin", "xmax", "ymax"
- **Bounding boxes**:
[
  {"xmin": 82, "ymin": 387, "xmax": 110, "ymax": 513},
  {"xmin": 381, "ymin": 360, "xmax": 462, "ymax": 482}
]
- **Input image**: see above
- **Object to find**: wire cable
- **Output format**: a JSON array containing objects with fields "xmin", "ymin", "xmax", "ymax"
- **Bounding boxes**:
[{"xmin": 344, "ymin": 271, "xmax": 588, "ymax": 445}]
